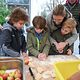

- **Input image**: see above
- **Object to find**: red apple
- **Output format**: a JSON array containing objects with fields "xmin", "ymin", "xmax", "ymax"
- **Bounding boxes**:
[
  {"xmin": 0, "ymin": 74, "xmax": 3, "ymax": 76},
  {"xmin": 24, "ymin": 58, "xmax": 29, "ymax": 65},
  {"xmin": 14, "ymin": 69, "xmax": 22, "ymax": 79},
  {"xmin": 3, "ymin": 73, "xmax": 9, "ymax": 80}
]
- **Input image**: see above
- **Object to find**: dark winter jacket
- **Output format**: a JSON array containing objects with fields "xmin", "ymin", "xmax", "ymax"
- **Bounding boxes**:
[
  {"xmin": 0, "ymin": 22, "xmax": 26, "ymax": 57},
  {"xmin": 65, "ymin": 0, "xmax": 80, "ymax": 22},
  {"xmin": 0, "ymin": 29, "xmax": 2, "ymax": 35},
  {"xmin": 65, "ymin": 0, "xmax": 80, "ymax": 32}
]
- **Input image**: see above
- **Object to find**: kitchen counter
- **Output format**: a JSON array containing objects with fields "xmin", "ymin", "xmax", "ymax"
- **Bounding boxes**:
[{"xmin": 27, "ymin": 55, "xmax": 79, "ymax": 80}]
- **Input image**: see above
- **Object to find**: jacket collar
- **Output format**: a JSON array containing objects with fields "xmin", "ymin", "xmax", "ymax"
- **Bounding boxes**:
[
  {"xmin": 8, "ymin": 21, "xmax": 18, "ymax": 31},
  {"xmin": 28, "ymin": 27, "xmax": 46, "ymax": 35}
]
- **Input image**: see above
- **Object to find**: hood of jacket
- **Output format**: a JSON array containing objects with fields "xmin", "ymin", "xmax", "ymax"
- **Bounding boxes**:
[
  {"xmin": 27, "ymin": 27, "xmax": 47, "ymax": 35},
  {"xmin": 3, "ymin": 22, "xmax": 17, "ymax": 31}
]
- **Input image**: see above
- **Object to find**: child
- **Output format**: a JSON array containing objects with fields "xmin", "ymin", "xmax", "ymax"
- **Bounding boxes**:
[
  {"xmin": 49, "ymin": 18, "xmax": 77, "ymax": 55},
  {"xmin": 0, "ymin": 7, "xmax": 28, "ymax": 57},
  {"xmin": 27, "ymin": 16, "xmax": 50, "ymax": 61}
]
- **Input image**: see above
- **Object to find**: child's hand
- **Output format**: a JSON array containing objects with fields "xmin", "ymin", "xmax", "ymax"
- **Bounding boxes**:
[
  {"xmin": 38, "ymin": 53, "xmax": 47, "ymax": 61},
  {"xmin": 22, "ymin": 52, "xmax": 29, "ymax": 65},
  {"xmin": 22, "ymin": 52, "xmax": 28, "ymax": 58},
  {"xmin": 58, "ymin": 49, "xmax": 63, "ymax": 53},
  {"xmin": 67, "ymin": 49, "xmax": 72, "ymax": 55},
  {"xmin": 24, "ymin": 57, "xmax": 29, "ymax": 65}
]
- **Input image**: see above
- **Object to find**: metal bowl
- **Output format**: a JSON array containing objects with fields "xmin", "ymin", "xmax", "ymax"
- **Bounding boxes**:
[{"xmin": 0, "ymin": 57, "xmax": 24, "ymax": 80}]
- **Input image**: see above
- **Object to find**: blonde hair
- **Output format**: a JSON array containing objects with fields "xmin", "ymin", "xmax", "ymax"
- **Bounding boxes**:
[{"xmin": 63, "ymin": 18, "xmax": 77, "ymax": 31}]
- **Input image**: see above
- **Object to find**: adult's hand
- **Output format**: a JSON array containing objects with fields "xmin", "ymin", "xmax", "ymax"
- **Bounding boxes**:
[{"xmin": 58, "ymin": 42, "xmax": 68, "ymax": 51}]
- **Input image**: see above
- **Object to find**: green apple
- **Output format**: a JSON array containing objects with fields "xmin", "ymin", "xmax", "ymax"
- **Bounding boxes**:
[
  {"xmin": 0, "ymin": 76, "xmax": 3, "ymax": 80},
  {"xmin": 7, "ymin": 76, "xmax": 14, "ymax": 80},
  {"xmin": 14, "ymin": 73, "xmax": 21, "ymax": 79},
  {"xmin": 9, "ymin": 72, "xmax": 14, "ymax": 77},
  {"xmin": 0, "ymin": 70, "xmax": 5, "ymax": 75}
]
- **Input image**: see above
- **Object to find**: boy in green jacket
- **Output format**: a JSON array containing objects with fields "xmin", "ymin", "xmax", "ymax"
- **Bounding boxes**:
[
  {"xmin": 27, "ymin": 16, "xmax": 50, "ymax": 61},
  {"xmin": 49, "ymin": 18, "xmax": 77, "ymax": 55}
]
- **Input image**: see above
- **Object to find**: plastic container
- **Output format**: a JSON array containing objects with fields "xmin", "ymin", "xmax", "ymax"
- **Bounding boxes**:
[
  {"xmin": 54, "ymin": 60, "xmax": 80, "ymax": 80},
  {"xmin": 0, "ymin": 57, "xmax": 24, "ymax": 80}
]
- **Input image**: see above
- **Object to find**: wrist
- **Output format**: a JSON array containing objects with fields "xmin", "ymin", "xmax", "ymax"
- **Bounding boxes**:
[
  {"xmin": 65, "ymin": 41, "xmax": 69, "ymax": 45},
  {"xmin": 22, "ymin": 52, "xmax": 28, "ymax": 57},
  {"xmin": 53, "ymin": 42, "xmax": 58, "ymax": 45}
]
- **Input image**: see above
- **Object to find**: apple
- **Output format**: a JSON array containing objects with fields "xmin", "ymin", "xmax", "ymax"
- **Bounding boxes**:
[
  {"xmin": 0, "ymin": 74, "xmax": 3, "ymax": 76},
  {"xmin": 3, "ymin": 73, "xmax": 9, "ymax": 80},
  {"xmin": 9, "ymin": 72, "xmax": 15, "ymax": 77},
  {"xmin": 7, "ymin": 76, "xmax": 14, "ymax": 80},
  {"xmin": 0, "ymin": 76, "xmax": 3, "ymax": 80},
  {"xmin": 0, "ymin": 70, "xmax": 5, "ymax": 75},
  {"xmin": 15, "ymin": 69, "xmax": 21, "ymax": 74},
  {"xmin": 14, "ymin": 69, "xmax": 22, "ymax": 79},
  {"xmin": 14, "ymin": 73, "xmax": 21, "ymax": 79},
  {"xmin": 15, "ymin": 78, "xmax": 21, "ymax": 80},
  {"xmin": 24, "ymin": 58, "xmax": 29, "ymax": 65}
]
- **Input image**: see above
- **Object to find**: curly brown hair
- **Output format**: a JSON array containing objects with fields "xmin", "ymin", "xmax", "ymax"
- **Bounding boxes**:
[
  {"xmin": 32, "ymin": 16, "xmax": 46, "ymax": 29},
  {"xmin": 9, "ymin": 7, "xmax": 28, "ymax": 23}
]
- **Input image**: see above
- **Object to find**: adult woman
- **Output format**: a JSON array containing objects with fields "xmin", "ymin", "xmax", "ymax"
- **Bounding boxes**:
[{"xmin": 47, "ymin": 4, "xmax": 78, "ymax": 54}]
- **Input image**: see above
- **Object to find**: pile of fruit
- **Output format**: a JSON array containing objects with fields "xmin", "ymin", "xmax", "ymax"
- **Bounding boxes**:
[{"xmin": 0, "ymin": 69, "xmax": 22, "ymax": 80}]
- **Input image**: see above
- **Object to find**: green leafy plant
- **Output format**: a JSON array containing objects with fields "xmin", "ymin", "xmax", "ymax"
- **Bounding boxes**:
[{"xmin": 0, "ymin": 0, "xmax": 10, "ymax": 25}]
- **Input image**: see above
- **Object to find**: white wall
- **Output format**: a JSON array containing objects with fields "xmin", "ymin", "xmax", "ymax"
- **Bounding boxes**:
[{"xmin": 31, "ymin": 0, "xmax": 47, "ymax": 25}]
